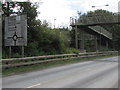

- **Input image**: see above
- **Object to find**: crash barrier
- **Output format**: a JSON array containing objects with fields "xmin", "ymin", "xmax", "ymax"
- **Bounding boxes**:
[{"xmin": 1, "ymin": 51, "xmax": 118, "ymax": 69}]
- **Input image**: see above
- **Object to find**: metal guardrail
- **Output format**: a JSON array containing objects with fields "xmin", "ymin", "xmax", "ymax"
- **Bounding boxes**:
[{"xmin": 2, "ymin": 51, "xmax": 118, "ymax": 69}]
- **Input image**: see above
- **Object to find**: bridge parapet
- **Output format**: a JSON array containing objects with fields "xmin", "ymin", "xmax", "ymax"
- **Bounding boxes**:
[{"xmin": 70, "ymin": 14, "xmax": 119, "ymax": 26}]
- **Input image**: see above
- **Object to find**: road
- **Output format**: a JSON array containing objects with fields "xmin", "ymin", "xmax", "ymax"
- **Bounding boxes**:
[{"xmin": 2, "ymin": 56, "xmax": 119, "ymax": 88}]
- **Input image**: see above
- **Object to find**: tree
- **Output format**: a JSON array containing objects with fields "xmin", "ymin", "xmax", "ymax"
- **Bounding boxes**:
[
  {"xmin": 2, "ymin": 2, "xmax": 41, "ymax": 57},
  {"xmin": 2, "ymin": 2, "xmax": 76, "ymax": 58}
]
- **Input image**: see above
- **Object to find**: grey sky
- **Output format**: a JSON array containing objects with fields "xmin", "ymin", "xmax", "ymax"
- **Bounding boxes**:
[
  {"xmin": 3, "ymin": 0, "xmax": 119, "ymax": 28},
  {"xmin": 36, "ymin": 0, "xmax": 119, "ymax": 28}
]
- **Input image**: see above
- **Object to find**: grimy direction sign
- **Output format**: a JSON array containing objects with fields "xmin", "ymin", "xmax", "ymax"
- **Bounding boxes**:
[{"xmin": 5, "ymin": 15, "xmax": 27, "ymax": 46}]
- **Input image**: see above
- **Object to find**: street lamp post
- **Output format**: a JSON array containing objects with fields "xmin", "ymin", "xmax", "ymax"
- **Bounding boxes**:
[
  {"xmin": 54, "ymin": 19, "xmax": 56, "ymax": 29},
  {"xmin": 92, "ymin": 4, "xmax": 109, "ymax": 8}
]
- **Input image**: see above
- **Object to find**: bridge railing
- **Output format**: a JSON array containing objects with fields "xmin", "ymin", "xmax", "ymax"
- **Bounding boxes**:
[
  {"xmin": 70, "ymin": 17, "xmax": 77, "ymax": 25},
  {"xmin": 79, "ymin": 14, "xmax": 118, "ymax": 25},
  {"xmin": 82, "ymin": 16, "xmax": 118, "ymax": 25},
  {"xmin": 1, "ymin": 51, "xmax": 118, "ymax": 69},
  {"xmin": 70, "ymin": 14, "xmax": 119, "ymax": 26}
]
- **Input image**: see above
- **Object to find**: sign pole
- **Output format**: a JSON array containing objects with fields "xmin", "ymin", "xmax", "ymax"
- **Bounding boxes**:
[
  {"xmin": 9, "ymin": 46, "xmax": 11, "ymax": 58},
  {"xmin": 22, "ymin": 46, "xmax": 24, "ymax": 57}
]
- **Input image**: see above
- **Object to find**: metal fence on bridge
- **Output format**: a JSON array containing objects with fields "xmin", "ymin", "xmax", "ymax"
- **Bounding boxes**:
[{"xmin": 70, "ymin": 14, "xmax": 119, "ymax": 26}]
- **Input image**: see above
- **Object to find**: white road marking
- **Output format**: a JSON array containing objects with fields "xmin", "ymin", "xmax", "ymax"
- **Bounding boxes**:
[
  {"xmin": 25, "ymin": 62, "xmax": 117, "ymax": 88},
  {"xmin": 26, "ymin": 83, "xmax": 41, "ymax": 88},
  {"xmin": 26, "ymin": 62, "xmax": 115, "ymax": 88}
]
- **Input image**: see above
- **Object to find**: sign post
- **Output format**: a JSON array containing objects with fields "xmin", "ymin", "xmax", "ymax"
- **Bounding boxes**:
[
  {"xmin": 9, "ymin": 46, "xmax": 11, "ymax": 58},
  {"xmin": 22, "ymin": 46, "xmax": 24, "ymax": 57}
]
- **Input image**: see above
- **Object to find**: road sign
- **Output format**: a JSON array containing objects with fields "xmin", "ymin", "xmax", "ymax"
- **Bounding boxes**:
[{"xmin": 4, "ymin": 15, "xmax": 27, "ymax": 46}]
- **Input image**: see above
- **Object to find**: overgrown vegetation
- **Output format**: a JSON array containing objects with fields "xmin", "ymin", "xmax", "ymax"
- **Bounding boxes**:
[
  {"xmin": 2, "ymin": 2, "xmax": 120, "ymax": 59},
  {"xmin": 2, "ymin": 2, "xmax": 79, "ymax": 58}
]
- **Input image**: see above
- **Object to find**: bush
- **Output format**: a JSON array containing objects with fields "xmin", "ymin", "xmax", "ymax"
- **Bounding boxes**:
[
  {"xmin": 63, "ymin": 48, "xmax": 79, "ymax": 54},
  {"xmin": 12, "ymin": 53, "xmax": 21, "ymax": 58}
]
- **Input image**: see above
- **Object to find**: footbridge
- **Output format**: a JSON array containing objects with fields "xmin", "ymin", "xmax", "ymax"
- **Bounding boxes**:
[{"xmin": 70, "ymin": 13, "xmax": 120, "ymax": 52}]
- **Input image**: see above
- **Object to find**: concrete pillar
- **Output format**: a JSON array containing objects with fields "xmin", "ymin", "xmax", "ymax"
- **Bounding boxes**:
[
  {"xmin": 0, "ymin": 13, "xmax": 2, "ymax": 59},
  {"xmin": 80, "ymin": 29, "xmax": 85, "ymax": 52},
  {"xmin": 106, "ymin": 40, "xmax": 108, "ymax": 50},
  {"xmin": 95, "ymin": 35, "xmax": 98, "ymax": 52},
  {"xmin": 75, "ymin": 26, "xmax": 78, "ymax": 49},
  {"xmin": 99, "ymin": 34, "xmax": 101, "ymax": 51}
]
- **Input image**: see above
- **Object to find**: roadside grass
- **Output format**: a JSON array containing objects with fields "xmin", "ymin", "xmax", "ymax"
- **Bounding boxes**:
[{"xmin": 2, "ymin": 54, "xmax": 118, "ymax": 76}]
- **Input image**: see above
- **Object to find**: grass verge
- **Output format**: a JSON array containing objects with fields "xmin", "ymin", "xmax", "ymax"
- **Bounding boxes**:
[{"xmin": 2, "ymin": 54, "xmax": 118, "ymax": 76}]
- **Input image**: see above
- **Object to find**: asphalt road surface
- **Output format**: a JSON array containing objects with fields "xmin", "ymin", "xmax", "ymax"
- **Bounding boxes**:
[{"xmin": 2, "ymin": 56, "xmax": 119, "ymax": 88}]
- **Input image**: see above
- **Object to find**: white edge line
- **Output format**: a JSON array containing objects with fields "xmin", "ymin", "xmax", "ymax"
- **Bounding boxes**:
[{"xmin": 26, "ymin": 83, "xmax": 41, "ymax": 88}]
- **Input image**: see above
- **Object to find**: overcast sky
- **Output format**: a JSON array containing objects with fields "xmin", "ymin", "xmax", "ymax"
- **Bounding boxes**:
[
  {"xmin": 11, "ymin": 0, "xmax": 120, "ymax": 28},
  {"xmin": 35, "ymin": 0, "xmax": 119, "ymax": 28}
]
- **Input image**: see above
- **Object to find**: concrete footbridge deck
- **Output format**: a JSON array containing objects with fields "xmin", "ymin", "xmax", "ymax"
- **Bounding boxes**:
[{"xmin": 70, "ymin": 13, "xmax": 120, "ymax": 40}]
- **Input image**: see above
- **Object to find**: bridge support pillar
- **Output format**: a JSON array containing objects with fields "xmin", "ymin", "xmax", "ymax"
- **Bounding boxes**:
[
  {"xmin": 106, "ymin": 40, "xmax": 108, "ymax": 50},
  {"xmin": 95, "ymin": 36, "xmax": 98, "ymax": 52},
  {"xmin": 80, "ymin": 29, "xmax": 85, "ymax": 52},
  {"xmin": 75, "ymin": 26, "xmax": 78, "ymax": 49},
  {"xmin": 99, "ymin": 34, "xmax": 101, "ymax": 51},
  {"xmin": 75, "ymin": 26, "xmax": 85, "ymax": 52}
]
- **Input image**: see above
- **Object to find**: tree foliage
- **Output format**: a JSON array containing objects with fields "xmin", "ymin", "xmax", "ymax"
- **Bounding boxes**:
[{"xmin": 2, "ymin": 2, "xmax": 77, "ymax": 58}]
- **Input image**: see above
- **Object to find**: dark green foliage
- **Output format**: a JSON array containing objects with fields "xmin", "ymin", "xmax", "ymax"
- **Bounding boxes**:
[
  {"xmin": 85, "ymin": 40, "xmax": 95, "ymax": 52},
  {"xmin": 2, "ymin": 2, "xmax": 77, "ymax": 58},
  {"xmin": 112, "ymin": 25, "xmax": 120, "ymax": 50},
  {"xmin": 70, "ymin": 28, "xmax": 75, "ymax": 48},
  {"xmin": 3, "ymin": 2, "xmax": 119, "ymax": 59}
]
